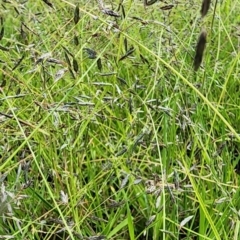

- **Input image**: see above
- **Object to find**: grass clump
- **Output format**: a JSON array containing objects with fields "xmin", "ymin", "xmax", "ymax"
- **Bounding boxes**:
[{"xmin": 0, "ymin": 0, "xmax": 239, "ymax": 239}]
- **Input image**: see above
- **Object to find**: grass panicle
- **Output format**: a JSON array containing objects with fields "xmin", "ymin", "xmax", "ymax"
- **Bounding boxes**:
[
  {"xmin": 194, "ymin": 29, "xmax": 207, "ymax": 71},
  {"xmin": 0, "ymin": 0, "xmax": 239, "ymax": 239},
  {"xmin": 201, "ymin": 0, "xmax": 211, "ymax": 18}
]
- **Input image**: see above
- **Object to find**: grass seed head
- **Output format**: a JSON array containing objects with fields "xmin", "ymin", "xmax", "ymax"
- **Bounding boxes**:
[
  {"xmin": 194, "ymin": 29, "xmax": 207, "ymax": 71},
  {"xmin": 201, "ymin": 0, "xmax": 211, "ymax": 18}
]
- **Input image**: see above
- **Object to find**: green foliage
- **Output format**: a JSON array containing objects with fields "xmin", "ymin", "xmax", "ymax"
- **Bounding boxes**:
[{"xmin": 0, "ymin": 0, "xmax": 239, "ymax": 239}]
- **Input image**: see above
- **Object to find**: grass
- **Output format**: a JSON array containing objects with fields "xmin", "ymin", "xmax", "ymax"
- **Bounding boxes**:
[{"xmin": 0, "ymin": 0, "xmax": 239, "ymax": 239}]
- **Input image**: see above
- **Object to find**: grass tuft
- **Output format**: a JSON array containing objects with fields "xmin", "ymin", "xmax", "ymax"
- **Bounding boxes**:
[{"xmin": 0, "ymin": 0, "xmax": 239, "ymax": 239}]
